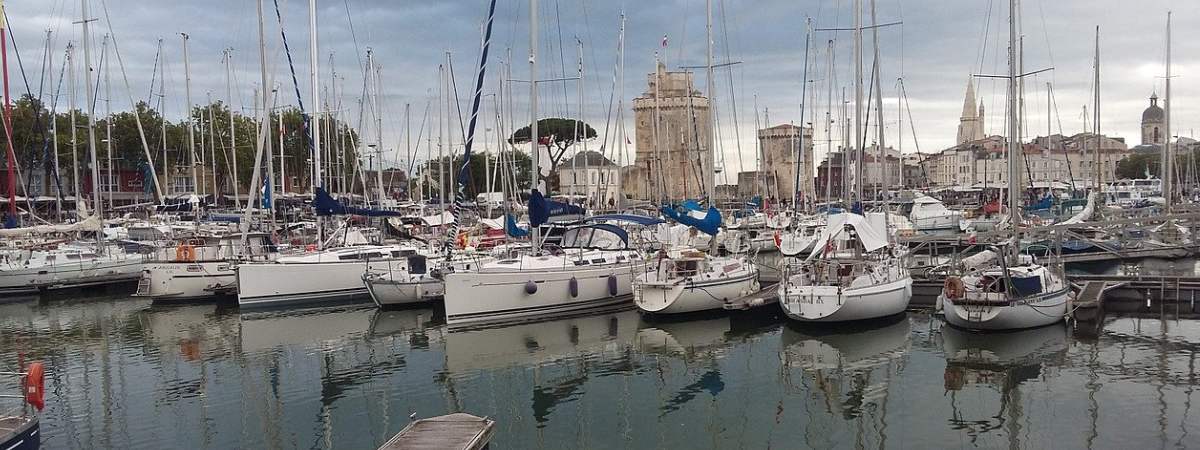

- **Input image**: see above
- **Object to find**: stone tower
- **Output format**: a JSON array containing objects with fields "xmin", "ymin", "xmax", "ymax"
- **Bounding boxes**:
[
  {"xmin": 956, "ymin": 78, "xmax": 984, "ymax": 144},
  {"xmin": 1141, "ymin": 93, "xmax": 1165, "ymax": 145},
  {"xmin": 631, "ymin": 62, "xmax": 713, "ymax": 201}
]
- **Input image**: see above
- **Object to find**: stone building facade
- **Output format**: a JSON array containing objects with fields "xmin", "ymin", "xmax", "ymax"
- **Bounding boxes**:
[{"xmin": 631, "ymin": 62, "xmax": 713, "ymax": 201}]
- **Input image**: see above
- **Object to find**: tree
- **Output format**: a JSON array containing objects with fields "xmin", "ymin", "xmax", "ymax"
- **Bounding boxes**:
[
  {"xmin": 508, "ymin": 118, "xmax": 596, "ymax": 192},
  {"xmin": 1115, "ymin": 153, "xmax": 1159, "ymax": 179},
  {"xmin": 414, "ymin": 149, "xmax": 531, "ymax": 201}
]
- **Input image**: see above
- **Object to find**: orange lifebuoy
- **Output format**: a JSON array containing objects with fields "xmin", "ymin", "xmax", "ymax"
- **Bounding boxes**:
[
  {"xmin": 457, "ymin": 232, "xmax": 469, "ymax": 249},
  {"xmin": 25, "ymin": 361, "xmax": 45, "ymax": 411},
  {"xmin": 943, "ymin": 276, "xmax": 965, "ymax": 300},
  {"xmin": 175, "ymin": 244, "xmax": 195, "ymax": 262}
]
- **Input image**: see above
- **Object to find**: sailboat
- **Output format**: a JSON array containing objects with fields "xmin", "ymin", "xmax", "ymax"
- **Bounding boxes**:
[
  {"xmin": 777, "ymin": 0, "xmax": 912, "ymax": 323},
  {"xmin": 441, "ymin": 0, "xmax": 650, "ymax": 327},
  {"xmin": 938, "ymin": 0, "xmax": 1070, "ymax": 331},
  {"xmin": 632, "ymin": 0, "xmax": 761, "ymax": 315},
  {"xmin": 633, "ymin": 205, "xmax": 760, "ymax": 314}
]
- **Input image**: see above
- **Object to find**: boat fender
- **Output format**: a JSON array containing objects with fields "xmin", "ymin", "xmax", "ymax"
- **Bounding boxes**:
[
  {"xmin": 773, "ymin": 231, "xmax": 782, "ymax": 248},
  {"xmin": 607, "ymin": 275, "xmax": 618, "ymax": 296},
  {"xmin": 944, "ymin": 276, "xmax": 965, "ymax": 299},
  {"xmin": 568, "ymin": 277, "xmax": 579, "ymax": 298},
  {"xmin": 524, "ymin": 280, "xmax": 538, "ymax": 295},
  {"xmin": 25, "ymin": 361, "xmax": 45, "ymax": 411}
]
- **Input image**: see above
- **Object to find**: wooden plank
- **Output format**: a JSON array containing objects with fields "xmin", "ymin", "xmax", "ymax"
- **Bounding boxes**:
[{"xmin": 379, "ymin": 413, "xmax": 495, "ymax": 450}]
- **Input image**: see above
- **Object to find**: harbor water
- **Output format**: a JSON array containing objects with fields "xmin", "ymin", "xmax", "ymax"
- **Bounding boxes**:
[{"xmin": 2, "ymin": 294, "xmax": 1198, "ymax": 449}]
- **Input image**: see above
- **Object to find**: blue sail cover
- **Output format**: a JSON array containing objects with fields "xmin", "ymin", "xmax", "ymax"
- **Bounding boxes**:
[
  {"xmin": 313, "ymin": 188, "xmax": 401, "ymax": 217},
  {"xmin": 680, "ymin": 199, "xmax": 703, "ymax": 212},
  {"xmin": 528, "ymin": 189, "xmax": 586, "ymax": 227},
  {"xmin": 661, "ymin": 205, "xmax": 722, "ymax": 236},
  {"xmin": 1024, "ymin": 194, "xmax": 1052, "ymax": 211},
  {"xmin": 505, "ymin": 213, "xmax": 530, "ymax": 237}
]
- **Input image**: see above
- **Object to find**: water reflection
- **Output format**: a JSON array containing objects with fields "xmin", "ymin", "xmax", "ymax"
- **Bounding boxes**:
[
  {"xmin": 939, "ymin": 324, "xmax": 1069, "ymax": 446},
  {"xmin": 2, "ymin": 295, "xmax": 1199, "ymax": 449}
]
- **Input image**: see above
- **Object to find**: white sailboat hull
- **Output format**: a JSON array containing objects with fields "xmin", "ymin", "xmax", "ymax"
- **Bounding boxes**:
[
  {"xmin": 634, "ymin": 271, "xmax": 759, "ymax": 314},
  {"xmin": 942, "ymin": 289, "xmax": 1069, "ymax": 331},
  {"xmin": 911, "ymin": 214, "xmax": 961, "ymax": 231},
  {"xmin": 364, "ymin": 274, "xmax": 443, "ymax": 308},
  {"xmin": 780, "ymin": 275, "xmax": 912, "ymax": 322},
  {"xmin": 237, "ymin": 259, "xmax": 396, "ymax": 308},
  {"xmin": 136, "ymin": 261, "xmax": 235, "ymax": 300},
  {"xmin": 443, "ymin": 262, "xmax": 640, "ymax": 326},
  {"xmin": 0, "ymin": 258, "xmax": 143, "ymax": 294}
]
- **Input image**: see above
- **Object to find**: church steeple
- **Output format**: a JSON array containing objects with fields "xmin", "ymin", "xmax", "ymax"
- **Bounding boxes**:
[{"xmin": 957, "ymin": 77, "xmax": 984, "ymax": 144}]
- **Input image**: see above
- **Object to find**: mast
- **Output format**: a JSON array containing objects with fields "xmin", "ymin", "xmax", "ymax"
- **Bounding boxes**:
[
  {"xmin": 795, "ymin": 20, "xmax": 811, "ymax": 210},
  {"xmin": 823, "ymin": 39, "xmax": 834, "ymax": 205},
  {"xmin": 68, "ymin": 43, "xmax": 79, "ymax": 207},
  {"xmin": 614, "ymin": 14, "xmax": 625, "ymax": 210},
  {"xmin": 1093, "ymin": 26, "xmax": 1101, "ymax": 195},
  {"xmin": 372, "ymin": 50, "xmax": 386, "ymax": 204},
  {"xmin": 225, "ymin": 49, "xmax": 240, "ymax": 208},
  {"xmin": 1163, "ymin": 12, "xmax": 1172, "ymax": 212},
  {"xmin": 181, "ymin": 33, "xmax": 197, "ymax": 195},
  {"xmin": 49, "ymin": 31, "xmax": 61, "ymax": 218},
  {"xmin": 102, "ymin": 35, "xmax": 112, "ymax": 210},
  {"xmin": 82, "ymin": 0, "xmax": 103, "ymax": 222},
  {"xmin": 0, "ymin": 0, "xmax": 15, "ymax": 223},
  {"xmin": 437, "ymin": 62, "xmax": 446, "ymax": 212},
  {"xmin": 208, "ymin": 92, "xmax": 217, "ymax": 201},
  {"xmin": 704, "ymin": 0, "xmax": 716, "ymax": 201},
  {"xmin": 529, "ymin": 0, "xmax": 541, "ymax": 249},
  {"xmin": 853, "ymin": 0, "xmax": 863, "ymax": 205},
  {"xmin": 308, "ymin": 0, "xmax": 323, "ymax": 247},
  {"xmin": 158, "ymin": 39, "xmax": 167, "ymax": 195},
  {"xmin": 256, "ymin": 0, "xmax": 273, "ymax": 209},
  {"xmin": 1006, "ymin": 0, "xmax": 1019, "ymax": 259}
]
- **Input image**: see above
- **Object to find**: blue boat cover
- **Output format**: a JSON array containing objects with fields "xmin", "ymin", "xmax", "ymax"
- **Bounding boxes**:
[
  {"xmin": 661, "ymin": 204, "xmax": 721, "ymax": 236},
  {"xmin": 528, "ymin": 189, "xmax": 586, "ymax": 227},
  {"xmin": 505, "ymin": 213, "xmax": 530, "ymax": 237},
  {"xmin": 313, "ymin": 188, "xmax": 401, "ymax": 217},
  {"xmin": 681, "ymin": 199, "xmax": 703, "ymax": 212}
]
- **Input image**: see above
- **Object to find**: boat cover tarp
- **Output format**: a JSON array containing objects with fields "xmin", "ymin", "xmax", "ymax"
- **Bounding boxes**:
[
  {"xmin": 527, "ymin": 189, "xmax": 586, "ymax": 227},
  {"xmin": 661, "ymin": 205, "xmax": 721, "ymax": 236},
  {"xmin": 807, "ymin": 213, "xmax": 889, "ymax": 260},
  {"xmin": 560, "ymin": 223, "xmax": 628, "ymax": 249},
  {"xmin": 313, "ymin": 188, "xmax": 401, "ymax": 217},
  {"xmin": 1010, "ymin": 275, "xmax": 1043, "ymax": 297},
  {"xmin": 0, "ymin": 214, "xmax": 102, "ymax": 237},
  {"xmin": 505, "ymin": 214, "xmax": 530, "ymax": 237},
  {"xmin": 420, "ymin": 211, "xmax": 456, "ymax": 227}
]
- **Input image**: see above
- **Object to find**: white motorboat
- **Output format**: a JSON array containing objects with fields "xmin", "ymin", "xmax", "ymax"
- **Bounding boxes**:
[
  {"xmin": 633, "ymin": 249, "xmax": 759, "ymax": 314},
  {"xmin": 134, "ymin": 233, "xmax": 275, "ymax": 301},
  {"xmin": 909, "ymin": 195, "xmax": 964, "ymax": 232},
  {"xmin": 778, "ymin": 213, "xmax": 912, "ymax": 322},
  {"xmin": 0, "ymin": 243, "xmax": 145, "ymax": 295},
  {"xmin": 939, "ymin": 259, "xmax": 1070, "ymax": 331},
  {"xmin": 237, "ymin": 243, "xmax": 438, "ymax": 309},
  {"xmin": 442, "ymin": 223, "xmax": 645, "ymax": 327}
]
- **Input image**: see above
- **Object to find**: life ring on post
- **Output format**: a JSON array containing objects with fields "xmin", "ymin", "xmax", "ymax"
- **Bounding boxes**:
[
  {"xmin": 943, "ymin": 276, "xmax": 966, "ymax": 300},
  {"xmin": 25, "ymin": 362, "xmax": 45, "ymax": 411},
  {"xmin": 175, "ymin": 244, "xmax": 196, "ymax": 262}
]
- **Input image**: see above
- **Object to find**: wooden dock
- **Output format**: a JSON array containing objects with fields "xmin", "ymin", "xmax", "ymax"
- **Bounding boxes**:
[{"xmin": 378, "ymin": 413, "xmax": 495, "ymax": 450}]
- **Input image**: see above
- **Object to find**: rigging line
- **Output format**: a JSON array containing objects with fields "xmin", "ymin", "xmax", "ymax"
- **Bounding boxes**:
[
  {"xmin": 145, "ymin": 40, "xmax": 160, "ymax": 106},
  {"xmin": 718, "ymin": 0, "xmax": 742, "ymax": 181},
  {"xmin": 553, "ymin": 0, "xmax": 569, "ymax": 122},
  {"xmin": 272, "ymin": 0, "xmax": 313, "ymax": 155},
  {"xmin": 408, "ymin": 99, "xmax": 431, "ymax": 176},
  {"xmin": 447, "ymin": 54, "xmax": 468, "ymax": 144},
  {"xmin": 975, "ymin": 0, "xmax": 994, "ymax": 76},
  {"xmin": 342, "ymin": 0, "xmax": 365, "ymax": 74}
]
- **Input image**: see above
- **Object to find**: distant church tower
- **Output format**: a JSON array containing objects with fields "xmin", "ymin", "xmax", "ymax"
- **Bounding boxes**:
[
  {"xmin": 1141, "ymin": 93, "xmax": 1164, "ymax": 145},
  {"xmin": 956, "ymin": 78, "xmax": 985, "ymax": 144}
]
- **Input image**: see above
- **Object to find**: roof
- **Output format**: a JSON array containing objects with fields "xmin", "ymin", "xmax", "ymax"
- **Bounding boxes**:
[
  {"xmin": 1143, "ymin": 94, "xmax": 1164, "ymax": 122},
  {"xmin": 562, "ymin": 150, "xmax": 616, "ymax": 167}
]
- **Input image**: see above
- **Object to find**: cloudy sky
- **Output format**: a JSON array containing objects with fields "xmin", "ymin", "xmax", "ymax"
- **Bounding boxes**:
[{"xmin": 11, "ymin": 0, "xmax": 1197, "ymax": 185}]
